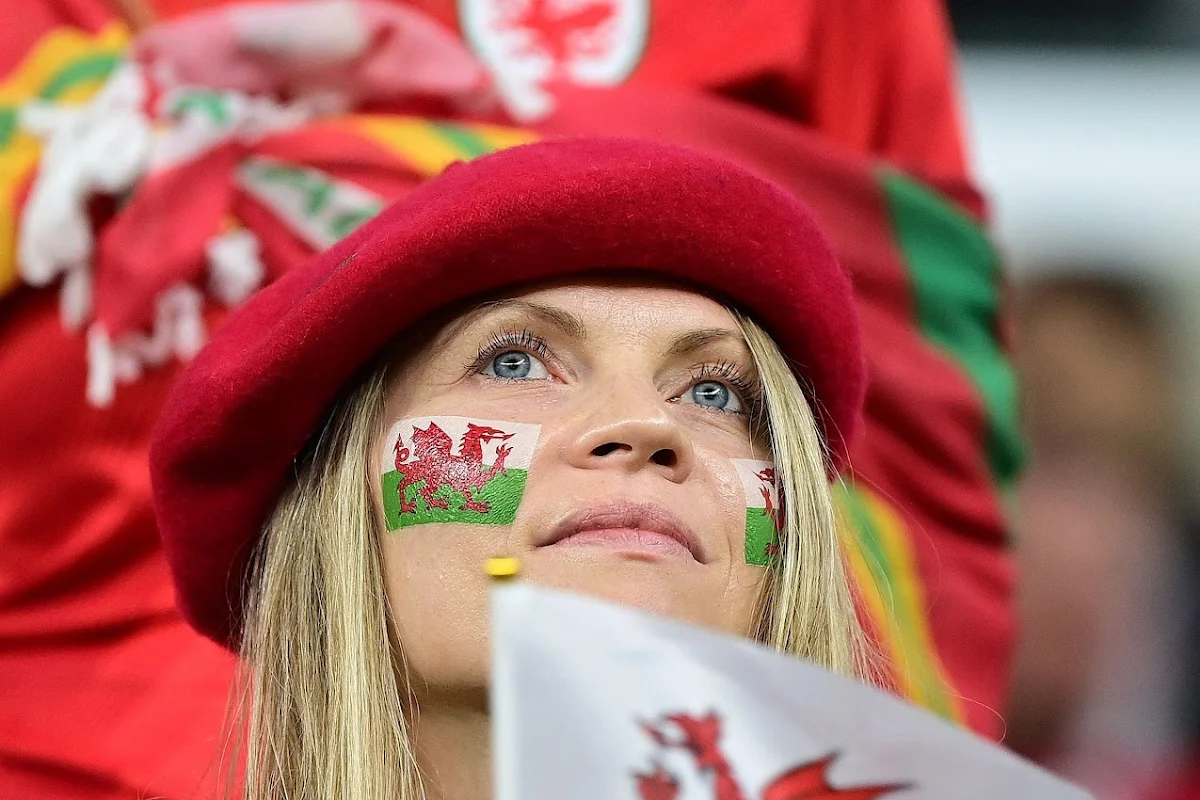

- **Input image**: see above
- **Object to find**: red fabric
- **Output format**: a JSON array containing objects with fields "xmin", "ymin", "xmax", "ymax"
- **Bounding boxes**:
[
  {"xmin": 1148, "ymin": 755, "xmax": 1200, "ymax": 800},
  {"xmin": 99, "ymin": 125, "xmax": 427, "ymax": 337},
  {"xmin": 95, "ymin": 144, "xmax": 240, "ymax": 334},
  {"xmin": 397, "ymin": 0, "xmax": 970, "ymax": 181},
  {"xmin": 0, "ymin": 0, "xmax": 111, "ymax": 74},
  {"xmin": 144, "ymin": 0, "xmax": 968, "ymax": 181},
  {"xmin": 131, "ymin": 0, "xmax": 494, "ymax": 118},
  {"xmin": 0, "ymin": 287, "xmax": 237, "ymax": 797},
  {"xmin": 150, "ymin": 136, "xmax": 865, "ymax": 646}
]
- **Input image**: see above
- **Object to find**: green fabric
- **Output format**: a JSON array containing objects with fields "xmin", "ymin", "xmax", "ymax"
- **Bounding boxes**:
[
  {"xmin": 836, "ymin": 483, "xmax": 894, "ymax": 601},
  {"xmin": 837, "ymin": 482, "xmax": 959, "ymax": 720},
  {"xmin": 329, "ymin": 206, "xmax": 381, "ymax": 240},
  {"xmin": 880, "ymin": 170, "xmax": 1024, "ymax": 488},
  {"xmin": 0, "ymin": 108, "xmax": 15, "ymax": 150},
  {"xmin": 431, "ymin": 120, "xmax": 494, "ymax": 159},
  {"xmin": 168, "ymin": 90, "xmax": 233, "ymax": 125}
]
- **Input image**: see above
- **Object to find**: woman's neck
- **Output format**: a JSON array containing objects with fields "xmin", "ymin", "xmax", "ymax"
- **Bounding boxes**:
[{"xmin": 411, "ymin": 699, "xmax": 492, "ymax": 800}]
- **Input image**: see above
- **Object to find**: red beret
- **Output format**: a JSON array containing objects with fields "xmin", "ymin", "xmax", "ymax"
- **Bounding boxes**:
[{"xmin": 150, "ymin": 137, "xmax": 865, "ymax": 648}]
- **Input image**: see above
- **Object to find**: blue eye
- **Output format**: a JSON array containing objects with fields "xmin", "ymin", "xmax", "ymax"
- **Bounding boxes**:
[
  {"xmin": 485, "ymin": 350, "xmax": 550, "ymax": 380},
  {"xmin": 681, "ymin": 379, "xmax": 744, "ymax": 413}
]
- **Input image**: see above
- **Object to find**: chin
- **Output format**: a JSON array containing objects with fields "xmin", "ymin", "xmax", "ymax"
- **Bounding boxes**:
[{"xmin": 523, "ymin": 549, "xmax": 713, "ymax": 626}]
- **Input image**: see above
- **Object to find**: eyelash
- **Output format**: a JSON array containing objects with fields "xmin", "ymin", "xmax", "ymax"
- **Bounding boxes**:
[
  {"xmin": 467, "ymin": 330, "xmax": 764, "ymax": 416},
  {"xmin": 688, "ymin": 361, "xmax": 764, "ymax": 417},
  {"xmin": 467, "ymin": 328, "xmax": 554, "ymax": 377}
]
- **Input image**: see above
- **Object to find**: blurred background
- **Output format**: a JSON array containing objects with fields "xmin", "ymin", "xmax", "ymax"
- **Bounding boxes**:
[{"xmin": 946, "ymin": 2, "xmax": 1200, "ymax": 798}]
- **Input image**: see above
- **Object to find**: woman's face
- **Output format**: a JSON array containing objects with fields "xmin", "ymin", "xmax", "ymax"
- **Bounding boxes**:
[{"xmin": 376, "ymin": 279, "xmax": 773, "ymax": 696}]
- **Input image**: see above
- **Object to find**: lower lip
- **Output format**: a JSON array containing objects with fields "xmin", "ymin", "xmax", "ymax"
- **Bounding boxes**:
[{"xmin": 546, "ymin": 528, "xmax": 696, "ymax": 563}]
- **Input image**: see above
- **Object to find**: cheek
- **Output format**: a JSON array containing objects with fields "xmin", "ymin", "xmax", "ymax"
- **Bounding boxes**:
[
  {"xmin": 701, "ymin": 454, "xmax": 775, "ymax": 563},
  {"xmin": 379, "ymin": 524, "xmax": 512, "ymax": 693},
  {"xmin": 707, "ymin": 461, "xmax": 748, "ymax": 558},
  {"xmin": 702, "ymin": 455, "xmax": 775, "ymax": 634},
  {"xmin": 370, "ymin": 414, "xmax": 543, "ymax": 690}
]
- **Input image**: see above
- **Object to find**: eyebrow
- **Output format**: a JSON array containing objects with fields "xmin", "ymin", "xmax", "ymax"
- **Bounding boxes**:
[
  {"xmin": 443, "ymin": 298, "xmax": 590, "ymax": 343},
  {"xmin": 665, "ymin": 328, "xmax": 746, "ymax": 358}
]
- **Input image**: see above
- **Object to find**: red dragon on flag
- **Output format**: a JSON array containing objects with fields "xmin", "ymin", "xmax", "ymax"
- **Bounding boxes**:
[
  {"xmin": 635, "ymin": 712, "xmax": 907, "ymax": 800},
  {"xmin": 393, "ymin": 421, "xmax": 513, "ymax": 513}
]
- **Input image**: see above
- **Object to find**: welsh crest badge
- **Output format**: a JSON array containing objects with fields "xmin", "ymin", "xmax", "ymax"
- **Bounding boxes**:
[
  {"xmin": 458, "ymin": 0, "xmax": 650, "ymax": 119},
  {"xmin": 380, "ymin": 415, "xmax": 541, "ymax": 530}
]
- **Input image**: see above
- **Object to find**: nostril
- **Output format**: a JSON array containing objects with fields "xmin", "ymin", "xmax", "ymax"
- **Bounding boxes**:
[
  {"xmin": 650, "ymin": 448, "xmax": 677, "ymax": 468},
  {"xmin": 592, "ymin": 442, "xmax": 629, "ymax": 457}
]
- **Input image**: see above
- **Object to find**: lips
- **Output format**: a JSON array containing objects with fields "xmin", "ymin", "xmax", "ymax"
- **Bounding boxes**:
[{"xmin": 540, "ymin": 501, "xmax": 705, "ymax": 563}]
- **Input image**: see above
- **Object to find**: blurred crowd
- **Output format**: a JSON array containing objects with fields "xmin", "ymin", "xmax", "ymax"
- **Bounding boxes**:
[
  {"xmin": 943, "ymin": 4, "xmax": 1200, "ymax": 799},
  {"xmin": 1006, "ymin": 274, "xmax": 1200, "ymax": 800}
]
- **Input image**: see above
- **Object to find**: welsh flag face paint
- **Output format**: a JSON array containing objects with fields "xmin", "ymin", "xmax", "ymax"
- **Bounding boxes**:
[
  {"xmin": 733, "ymin": 459, "xmax": 781, "ymax": 566},
  {"xmin": 380, "ymin": 416, "xmax": 541, "ymax": 531}
]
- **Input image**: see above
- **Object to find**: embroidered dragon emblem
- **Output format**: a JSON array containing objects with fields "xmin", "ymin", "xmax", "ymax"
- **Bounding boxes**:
[
  {"xmin": 393, "ymin": 422, "xmax": 513, "ymax": 514},
  {"xmin": 493, "ymin": 0, "xmax": 620, "ymax": 83}
]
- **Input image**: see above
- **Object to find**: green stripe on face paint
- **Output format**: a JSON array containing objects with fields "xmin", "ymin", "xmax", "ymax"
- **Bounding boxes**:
[
  {"xmin": 744, "ymin": 508, "xmax": 777, "ymax": 566},
  {"xmin": 382, "ymin": 468, "xmax": 527, "ymax": 530},
  {"xmin": 430, "ymin": 121, "xmax": 495, "ymax": 159},
  {"xmin": 879, "ymin": 170, "xmax": 1024, "ymax": 487}
]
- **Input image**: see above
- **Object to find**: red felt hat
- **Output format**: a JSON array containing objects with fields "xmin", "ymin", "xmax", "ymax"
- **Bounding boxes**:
[{"xmin": 150, "ymin": 137, "xmax": 865, "ymax": 648}]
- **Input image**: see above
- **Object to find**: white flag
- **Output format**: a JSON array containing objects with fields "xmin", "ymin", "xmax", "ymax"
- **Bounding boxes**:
[{"xmin": 492, "ymin": 585, "xmax": 1092, "ymax": 800}]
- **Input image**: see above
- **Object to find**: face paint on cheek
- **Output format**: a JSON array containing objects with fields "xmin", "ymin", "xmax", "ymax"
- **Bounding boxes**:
[
  {"xmin": 732, "ymin": 459, "xmax": 781, "ymax": 566},
  {"xmin": 380, "ymin": 415, "xmax": 541, "ymax": 531}
]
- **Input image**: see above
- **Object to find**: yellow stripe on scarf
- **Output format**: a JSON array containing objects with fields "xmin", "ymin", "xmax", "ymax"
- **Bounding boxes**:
[
  {"xmin": 336, "ymin": 115, "xmax": 537, "ymax": 177},
  {"xmin": 0, "ymin": 22, "xmax": 131, "ymax": 294},
  {"xmin": 837, "ymin": 481, "xmax": 964, "ymax": 723}
]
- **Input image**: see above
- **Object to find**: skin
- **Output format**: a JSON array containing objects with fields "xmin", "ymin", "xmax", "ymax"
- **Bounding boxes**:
[{"xmin": 374, "ymin": 278, "xmax": 774, "ymax": 799}]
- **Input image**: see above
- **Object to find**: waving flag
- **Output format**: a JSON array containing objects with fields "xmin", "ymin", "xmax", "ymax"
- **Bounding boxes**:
[{"xmin": 492, "ymin": 585, "xmax": 1091, "ymax": 800}]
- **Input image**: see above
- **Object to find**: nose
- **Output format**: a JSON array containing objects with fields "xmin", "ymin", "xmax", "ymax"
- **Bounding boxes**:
[{"xmin": 565, "ymin": 386, "xmax": 696, "ymax": 484}]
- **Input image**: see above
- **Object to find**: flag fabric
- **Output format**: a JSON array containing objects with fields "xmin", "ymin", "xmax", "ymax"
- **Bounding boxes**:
[{"xmin": 492, "ymin": 584, "xmax": 1090, "ymax": 800}]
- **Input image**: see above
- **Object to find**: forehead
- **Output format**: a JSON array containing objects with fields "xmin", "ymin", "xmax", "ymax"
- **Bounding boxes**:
[{"xmin": 493, "ymin": 279, "xmax": 739, "ymax": 336}]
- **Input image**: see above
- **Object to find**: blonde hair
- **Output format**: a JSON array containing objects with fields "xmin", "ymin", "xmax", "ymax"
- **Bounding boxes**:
[
  {"xmin": 231, "ymin": 310, "xmax": 870, "ymax": 800},
  {"xmin": 734, "ymin": 312, "xmax": 871, "ymax": 677}
]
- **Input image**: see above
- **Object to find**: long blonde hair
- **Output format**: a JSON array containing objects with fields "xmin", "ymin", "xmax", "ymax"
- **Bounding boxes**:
[{"xmin": 230, "ymin": 310, "xmax": 871, "ymax": 800}]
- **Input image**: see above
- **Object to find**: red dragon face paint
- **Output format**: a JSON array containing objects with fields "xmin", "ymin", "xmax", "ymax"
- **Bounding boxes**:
[
  {"xmin": 380, "ymin": 415, "xmax": 541, "ymax": 531},
  {"xmin": 732, "ymin": 459, "xmax": 781, "ymax": 566}
]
